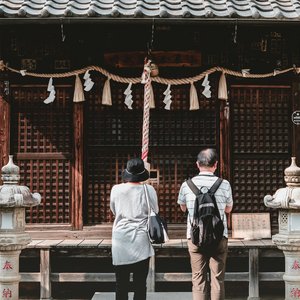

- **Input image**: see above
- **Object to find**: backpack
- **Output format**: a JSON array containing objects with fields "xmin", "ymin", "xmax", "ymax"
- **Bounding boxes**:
[{"xmin": 187, "ymin": 177, "xmax": 224, "ymax": 255}]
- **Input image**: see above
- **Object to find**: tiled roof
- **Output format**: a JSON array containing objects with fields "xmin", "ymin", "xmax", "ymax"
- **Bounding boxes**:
[{"xmin": 0, "ymin": 0, "xmax": 300, "ymax": 19}]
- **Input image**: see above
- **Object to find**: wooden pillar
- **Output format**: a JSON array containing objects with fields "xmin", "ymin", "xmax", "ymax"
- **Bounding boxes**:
[
  {"xmin": 219, "ymin": 100, "xmax": 231, "ymax": 180},
  {"xmin": 0, "ymin": 75, "xmax": 10, "ymax": 174},
  {"xmin": 72, "ymin": 102, "xmax": 84, "ymax": 230},
  {"xmin": 292, "ymin": 82, "xmax": 300, "ymax": 163},
  {"xmin": 147, "ymin": 255, "xmax": 155, "ymax": 292},
  {"xmin": 219, "ymin": 100, "xmax": 232, "ymax": 228},
  {"xmin": 40, "ymin": 249, "xmax": 51, "ymax": 300},
  {"xmin": 248, "ymin": 248, "xmax": 260, "ymax": 300}
]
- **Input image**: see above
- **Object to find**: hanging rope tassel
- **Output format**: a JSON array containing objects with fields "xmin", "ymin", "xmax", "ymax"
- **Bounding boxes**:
[
  {"xmin": 218, "ymin": 72, "xmax": 228, "ymax": 100},
  {"xmin": 102, "ymin": 78, "xmax": 112, "ymax": 106},
  {"xmin": 73, "ymin": 75, "xmax": 85, "ymax": 103},
  {"xmin": 189, "ymin": 83, "xmax": 199, "ymax": 110},
  {"xmin": 149, "ymin": 83, "xmax": 155, "ymax": 109}
]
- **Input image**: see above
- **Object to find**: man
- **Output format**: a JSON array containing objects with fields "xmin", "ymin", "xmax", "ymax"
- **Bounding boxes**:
[{"xmin": 178, "ymin": 148, "xmax": 233, "ymax": 300}]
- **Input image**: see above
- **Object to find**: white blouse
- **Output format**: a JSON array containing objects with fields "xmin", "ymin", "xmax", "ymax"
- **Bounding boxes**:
[{"xmin": 110, "ymin": 183, "xmax": 159, "ymax": 265}]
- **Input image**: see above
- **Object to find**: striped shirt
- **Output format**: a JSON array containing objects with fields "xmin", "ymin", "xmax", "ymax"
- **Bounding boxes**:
[{"xmin": 177, "ymin": 171, "xmax": 233, "ymax": 239}]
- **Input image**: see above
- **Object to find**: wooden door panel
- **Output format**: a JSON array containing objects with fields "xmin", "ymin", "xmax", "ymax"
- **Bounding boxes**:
[
  {"xmin": 85, "ymin": 80, "xmax": 219, "ymax": 224},
  {"xmin": 230, "ymin": 85, "xmax": 292, "ymax": 229},
  {"xmin": 11, "ymin": 85, "xmax": 73, "ymax": 224}
]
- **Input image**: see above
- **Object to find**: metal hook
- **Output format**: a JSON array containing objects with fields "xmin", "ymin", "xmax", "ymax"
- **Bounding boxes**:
[
  {"xmin": 233, "ymin": 19, "xmax": 238, "ymax": 44},
  {"xmin": 60, "ymin": 19, "xmax": 66, "ymax": 42}
]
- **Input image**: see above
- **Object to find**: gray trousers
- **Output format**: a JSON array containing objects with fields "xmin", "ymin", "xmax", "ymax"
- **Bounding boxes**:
[{"xmin": 188, "ymin": 238, "xmax": 228, "ymax": 300}]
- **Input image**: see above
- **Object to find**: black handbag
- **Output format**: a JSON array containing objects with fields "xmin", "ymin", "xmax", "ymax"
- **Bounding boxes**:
[{"xmin": 143, "ymin": 184, "xmax": 169, "ymax": 244}]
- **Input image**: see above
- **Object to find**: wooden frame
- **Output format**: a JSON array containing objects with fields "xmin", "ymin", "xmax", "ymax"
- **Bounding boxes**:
[{"xmin": 21, "ymin": 238, "xmax": 283, "ymax": 300}]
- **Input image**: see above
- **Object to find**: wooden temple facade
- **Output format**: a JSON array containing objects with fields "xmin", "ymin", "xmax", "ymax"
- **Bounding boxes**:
[
  {"xmin": 0, "ymin": 1, "xmax": 300, "ymax": 299},
  {"xmin": 0, "ymin": 18, "xmax": 300, "ymax": 236}
]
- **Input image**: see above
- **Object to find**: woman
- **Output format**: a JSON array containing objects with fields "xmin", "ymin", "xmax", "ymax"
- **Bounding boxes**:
[{"xmin": 110, "ymin": 157, "xmax": 159, "ymax": 300}]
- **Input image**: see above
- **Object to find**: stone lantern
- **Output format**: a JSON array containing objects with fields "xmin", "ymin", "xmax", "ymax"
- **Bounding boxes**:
[
  {"xmin": 264, "ymin": 157, "xmax": 300, "ymax": 299},
  {"xmin": 0, "ymin": 155, "xmax": 40, "ymax": 300}
]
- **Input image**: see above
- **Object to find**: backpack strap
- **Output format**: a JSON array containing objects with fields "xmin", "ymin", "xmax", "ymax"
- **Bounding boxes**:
[
  {"xmin": 186, "ymin": 179, "xmax": 200, "ymax": 225},
  {"xmin": 209, "ymin": 178, "xmax": 223, "ymax": 194},
  {"xmin": 186, "ymin": 179, "xmax": 200, "ymax": 195},
  {"xmin": 187, "ymin": 177, "xmax": 223, "ymax": 195},
  {"xmin": 209, "ymin": 178, "xmax": 223, "ymax": 220}
]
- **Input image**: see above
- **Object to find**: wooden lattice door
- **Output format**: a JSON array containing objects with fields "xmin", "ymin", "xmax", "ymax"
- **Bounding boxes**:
[
  {"xmin": 85, "ymin": 80, "xmax": 219, "ymax": 225},
  {"xmin": 230, "ymin": 84, "xmax": 292, "ymax": 230},
  {"xmin": 11, "ymin": 85, "xmax": 73, "ymax": 224}
]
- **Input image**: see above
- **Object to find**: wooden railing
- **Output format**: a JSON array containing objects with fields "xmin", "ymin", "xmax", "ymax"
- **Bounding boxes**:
[{"xmin": 20, "ymin": 238, "xmax": 284, "ymax": 300}]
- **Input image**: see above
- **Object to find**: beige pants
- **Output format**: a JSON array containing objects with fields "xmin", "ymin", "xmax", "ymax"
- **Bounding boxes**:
[{"xmin": 188, "ymin": 238, "xmax": 228, "ymax": 300}]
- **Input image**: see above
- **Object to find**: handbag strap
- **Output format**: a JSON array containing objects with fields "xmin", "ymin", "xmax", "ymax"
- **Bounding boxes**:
[{"xmin": 143, "ymin": 184, "xmax": 151, "ymax": 218}]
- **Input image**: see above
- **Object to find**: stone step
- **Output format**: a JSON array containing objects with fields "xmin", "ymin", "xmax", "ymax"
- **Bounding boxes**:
[
  {"xmin": 92, "ymin": 292, "xmax": 281, "ymax": 300},
  {"xmin": 92, "ymin": 292, "xmax": 191, "ymax": 300}
]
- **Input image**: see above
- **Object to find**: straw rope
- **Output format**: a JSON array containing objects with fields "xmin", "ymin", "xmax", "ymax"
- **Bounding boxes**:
[
  {"xmin": 3, "ymin": 60, "xmax": 298, "ymax": 164},
  {"xmin": 141, "ymin": 63, "xmax": 151, "ymax": 162},
  {"xmin": 2, "ymin": 61, "xmax": 299, "ymax": 86}
]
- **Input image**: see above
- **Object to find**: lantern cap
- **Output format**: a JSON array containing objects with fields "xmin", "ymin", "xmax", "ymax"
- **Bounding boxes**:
[
  {"xmin": 1, "ymin": 155, "xmax": 20, "ymax": 184},
  {"xmin": 0, "ymin": 155, "xmax": 41, "ymax": 207},
  {"xmin": 284, "ymin": 157, "xmax": 300, "ymax": 186}
]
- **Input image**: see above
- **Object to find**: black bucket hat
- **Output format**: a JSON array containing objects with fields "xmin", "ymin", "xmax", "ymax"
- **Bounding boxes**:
[{"xmin": 122, "ymin": 158, "xmax": 149, "ymax": 182}]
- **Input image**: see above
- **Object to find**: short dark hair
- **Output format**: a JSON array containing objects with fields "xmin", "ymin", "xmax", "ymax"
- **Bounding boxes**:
[{"xmin": 197, "ymin": 148, "xmax": 218, "ymax": 167}]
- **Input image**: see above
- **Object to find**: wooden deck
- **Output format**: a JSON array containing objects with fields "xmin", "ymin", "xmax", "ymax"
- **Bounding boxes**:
[
  {"xmin": 20, "ymin": 238, "xmax": 284, "ymax": 300},
  {"xmin": 92, "ymin": 292, "xmax": 283, "ymax": 300}
]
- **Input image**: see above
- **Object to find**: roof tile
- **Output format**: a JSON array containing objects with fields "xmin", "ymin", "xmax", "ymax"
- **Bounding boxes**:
[{"xmin": 0, "ymin": 0, "xmax": 299, "ymax": 19}]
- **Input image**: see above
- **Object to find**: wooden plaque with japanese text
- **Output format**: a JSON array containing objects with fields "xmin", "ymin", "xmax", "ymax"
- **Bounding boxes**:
[{"xmin": 232, "ymin": 213, "xmax": 271, "ymax": 239}]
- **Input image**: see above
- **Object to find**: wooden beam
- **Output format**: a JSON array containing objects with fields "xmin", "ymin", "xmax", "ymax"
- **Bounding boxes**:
[
  {"xmin": 155, "ymin": 272, "xmax": 250, "ymax": 282},
  {"xmin": 15, "ymin": 152, "xmax": 71, "ymax": 160},
  {"xmin": 72, "ymin": 102, "xmax": 84, "ymax": 230},
  {"xmin": 259, "ymin": 272, "xmax": 284, "ymax": 281},
  {"xmin": 21, "ymin": 271, "xmax": 283, "ymax": 284},
  {"xmin": 104, "ymin": 50, "xmax": 201, "ymax": 68},
  {"xmin": 21, "ymin": 271, "xmax": 284, "ymax": 284},
  {"xmin": 20, "ymin": 273, "xmax": 41, "ymax": 282},
  {"xmin": 51, "ymin": 273, "xmax": 115, "ymax": 282}
]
